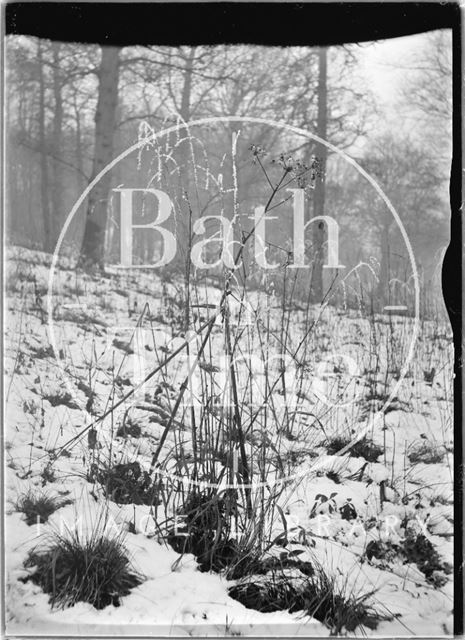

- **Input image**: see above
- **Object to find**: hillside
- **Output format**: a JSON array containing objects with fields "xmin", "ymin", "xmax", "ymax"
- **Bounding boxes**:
[{"xmin": 5, "ymin": 246, "xmax": 454, "ymax": 637}]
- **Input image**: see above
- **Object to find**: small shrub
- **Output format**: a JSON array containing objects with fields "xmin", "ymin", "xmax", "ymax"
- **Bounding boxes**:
[
  {"xmin": 366, "ymin": 533, "xmax": 451, "ymax": 585},
  {"xmin": 229, "ymin": 572, "xmax": 303, "ymax": 613},
  {"xmin": 403, "ymin": 533, "xmax": 452, "ymax": 583},
  {"xmin": 408, "ymin": 441, "xmax": 445, "ymax": 464},
  {"xmin": 44, "ymin": 391, "xmax": 80, "ymax": 410},
  {"xmin": 229, "ymin": 560, "xmax": 381, "ymax": 634},
  {"xmin": 88, "ymin": 461, "xmax": 160, "ymax": 506},
  {"xmin": 326, "ymin": 435, "xmax": 383, "ymax": 463},
  {"xmin": 23, "ymin": 529, "xmax": 143, "ymax": 609},
  {"xmin": 15, "ymin": 490, "xmax": 71, "ymax": 526},
  {"xmin": 167, "ymin": 488, "xmax": 240, "ymax": 573},
  {"xmin": 351, "ymin": 438, "xmax": 383, "ymax": 462},
  {"xmin": 31, "ymin": 345, "xmax": 54, "ymax": 360},
  {"xmin": 296, "ymin": 566, "xmax": 380, "ymax": 633},
  {"xmin": 365, "ymin": 539, "xmax": 401, "ymax": 565}
]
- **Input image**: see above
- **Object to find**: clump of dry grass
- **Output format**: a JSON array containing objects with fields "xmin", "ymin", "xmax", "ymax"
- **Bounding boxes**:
[
  {"xmin": 229, "ymin": 557, "xmax": 382, "ymax": 634},
  {"xmin": 326, "ymin": 434, "xmax": 383, "ymax": 463},
  {"xmin": 23, "ymin": 528, "xmax": 143, "ymax": 609},
  {"xmin": 167, "ymin": 488, "xmax": 241, "ymax": 572},
  {"xmin": 15, "ymin": 489, "xmax": 71, "ymax": 525},
  {"xmin": 408, "ymin": 440, "xmax": 445, "ymax": 464}
]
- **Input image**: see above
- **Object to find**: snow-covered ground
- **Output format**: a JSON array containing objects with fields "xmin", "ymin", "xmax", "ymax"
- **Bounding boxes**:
[{"xmin": 4, "ymin": 247, "xmax": 454, "ymax": 636}]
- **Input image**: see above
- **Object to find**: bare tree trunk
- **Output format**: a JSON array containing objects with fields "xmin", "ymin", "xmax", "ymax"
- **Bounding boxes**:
[
  {"xmin": 73, "ymin": 97, "xmax": 85, "ymax": 195},
  {"xmin": 311, "ymin": 46, "xmax": 328, "ymax": 303},
  {"xmin": 51, "ymin": 42, "xmax": 63, "ymax": 248},
  {"xmin": 80, "ymin": 46, "xmax": 121, "ymax": 269},
  {"xmin": 174, "ymin": 46, "xmax": 195, "ymax": 268},
  {"xmin": 37, "ymin": 40, "xmax": 52, "ymax": 251},
  {"xmin": 180, "ymin": 47, "xmax": 195, "ymax": 123}
]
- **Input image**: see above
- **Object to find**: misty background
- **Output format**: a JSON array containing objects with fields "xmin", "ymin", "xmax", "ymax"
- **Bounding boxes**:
[{"xmin": 5, "ymin": 31, "xmax": 452, "ymax": 310}]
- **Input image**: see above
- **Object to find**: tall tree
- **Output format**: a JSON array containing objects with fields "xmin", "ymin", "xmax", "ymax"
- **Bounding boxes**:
[
  {"xmin": 402, "ymin": 30, "xmax": 452, "ymax": 129},
  {"xmin": 6, "ymin": 37, "xmax": 100, "ymax": 251},
  {"xmin": 80, "ymin": 45, "xmax": 121, "ymax": 268},
  {"xmin": 357, "ymin": 135, "xmax": 445, "ymax": 306},
  {"xmin": 37, "ymin": 39, "xmax": 52, "ymax": 250},
  {"xmin": 51, "ymin": 41, "xmax": 64, "ymax": 245},
  {"xmin": 310, "ymin": 47, "xmax": 328, "ymax": 303}
]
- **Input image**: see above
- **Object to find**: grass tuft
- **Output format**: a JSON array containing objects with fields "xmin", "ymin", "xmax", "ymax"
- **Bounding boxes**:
[
  {"xmin": 408, "ymin": 440, "xmax": 445, "ymax": 464},
  {"xmin": 295, "ymin": 563, "xmax": 381, "ymax": 633},
  {"xmin": 229, "ymin": 558, "xmax": 382, "ymax": 634},
  {"xmin": 15, "ymin": 489, "xmax": 71, "ymax": 526},
  {"xmin": 167, "ymin": 488, "xmax": 241, "ymax": 573},
  {"xmin": 326, "ymin": 435, "xmax": 383, "ymax": 463},
  {"xmin": 23, "ymin": 529, "xmax": 144, "ymax": 609}
]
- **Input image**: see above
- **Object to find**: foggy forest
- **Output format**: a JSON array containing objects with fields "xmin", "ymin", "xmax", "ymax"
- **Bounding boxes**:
[{"xmin": 4, "ymin": 25, "xmax": 455, "ymax": 637}]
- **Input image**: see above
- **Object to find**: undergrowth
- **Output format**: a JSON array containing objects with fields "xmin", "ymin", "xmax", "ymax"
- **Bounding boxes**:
[
  {"xmin": 326, "ymin": 435, "xmax": 384, "ymax": 463},
  {"xmin": 23, "ymin": 528, "xmax": 144, "ymax": 609},
  {"xmin": 229, "ymin": 556, "xmax": 383, "ymax": 634},
  {"xmin": 88, "ymin": 461, "xmax": 161, "ymax": 506},
  {"xmin": 366, "ymin": 532, "xmax": 452, "ymax": 586},
  {"xmin": 15, "ymin": 489, "xmax": 71, "ymax": 526}
]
